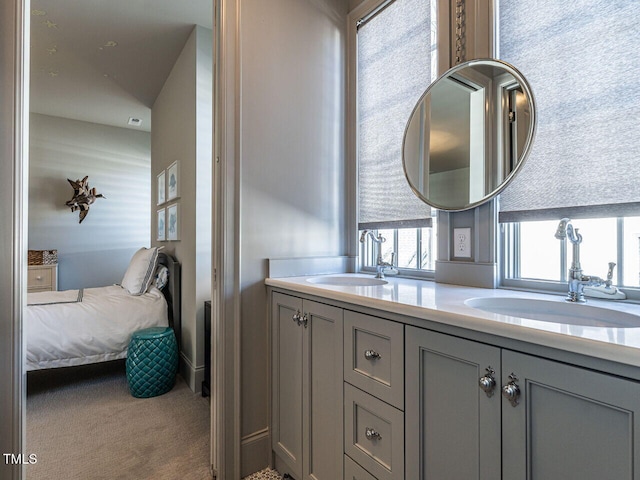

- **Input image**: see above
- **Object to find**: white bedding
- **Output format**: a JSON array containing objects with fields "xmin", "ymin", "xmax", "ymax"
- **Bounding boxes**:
[{"xmin": 25, "ymin": 285, "xmax": 169, "ymax": 371}]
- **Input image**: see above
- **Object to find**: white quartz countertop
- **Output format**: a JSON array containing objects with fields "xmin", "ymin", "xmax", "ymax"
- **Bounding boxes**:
[{"xmin": 266, "ymin": 274, "xmax": 640, "ymax": 369}]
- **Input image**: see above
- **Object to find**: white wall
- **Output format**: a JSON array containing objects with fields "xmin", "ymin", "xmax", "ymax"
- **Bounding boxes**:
[
  {"xmin": 28, "ymin": 114, "xmax": 151, "ymax": 290},
  {"xmin": 236, "ymin": 0, "xmax": 348, "ymax": 474},
  {"xmin": 151, "ymin": 25, "xmax": 212, "ymax": 392}
]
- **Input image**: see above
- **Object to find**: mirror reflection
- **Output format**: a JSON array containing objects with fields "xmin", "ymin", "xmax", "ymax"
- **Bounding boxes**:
[{"xmin": 402, "ymin": 59, "xmax": 535, "ymax": 211}]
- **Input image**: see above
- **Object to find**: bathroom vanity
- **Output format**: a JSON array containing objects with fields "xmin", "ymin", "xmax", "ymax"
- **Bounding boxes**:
[{"xmin": 267, "ymin": 274, "xmax": 640, "ymax": 480}]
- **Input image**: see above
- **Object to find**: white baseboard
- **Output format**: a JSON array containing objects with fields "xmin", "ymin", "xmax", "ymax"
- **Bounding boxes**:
[
  {"xmin": 179, "ymin": 352, "xmax": 205, "ymax": 393},
  {"xmin": 241, "ymin": 428, "xmax": 270, "ymax": 478}
]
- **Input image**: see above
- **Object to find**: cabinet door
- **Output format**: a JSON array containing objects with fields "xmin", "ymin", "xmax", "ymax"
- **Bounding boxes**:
[
  {"xmin": 272, "ymin": 292, "xmax": 304, "ymax": 479},
  {"xmin": 406, "ymin": 327, "xmax": 502, "ymax": 480},
  {"xmin": 303, "ymin": 300, "xmax": 343, "ymax": 480},
  {"xmin": 502, "ymin": 350, "xmax": 640, "ymax": 480}
]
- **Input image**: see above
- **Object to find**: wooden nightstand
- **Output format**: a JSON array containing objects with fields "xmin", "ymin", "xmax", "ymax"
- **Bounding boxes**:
[{"xmin": 27, "ymin": 264, "xmax": 58, "ymax": 293}]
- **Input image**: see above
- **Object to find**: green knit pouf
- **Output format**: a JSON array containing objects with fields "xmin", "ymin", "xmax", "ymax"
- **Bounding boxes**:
[{"xmin": 126, "ymin": 327, "xmax": 178, "ymax": 398}]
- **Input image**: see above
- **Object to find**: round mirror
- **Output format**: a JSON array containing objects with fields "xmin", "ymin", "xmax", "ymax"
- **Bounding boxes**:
[{"xmin": 402, "ymin": 58, "xmax": 536, "ymax": 211}]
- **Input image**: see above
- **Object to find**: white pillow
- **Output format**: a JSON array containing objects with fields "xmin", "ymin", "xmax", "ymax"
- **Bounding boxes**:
[
  {"xmin": 154, "ymin": 265, "xmax": 169, "ymax": 290},
  {"xmin": 121, "ymin": 247, "xmax": 160, "ymax": 295}
]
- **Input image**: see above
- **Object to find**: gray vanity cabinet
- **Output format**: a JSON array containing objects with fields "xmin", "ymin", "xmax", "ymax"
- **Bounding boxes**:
[
  {"xmin": 271, "ymin": 292, "xmax": 344, "ymax": 480},
  {"xmin": 270, "ymin": 286, "xmax": 640, "ymax": 480},
  {"xmin": 502, "ymin": 350, "xmax": 640, "ymax": 480},
  {"xmin": 405, "ymin": 327, "xmax": 502, "ymax": 480},
  {"xmin": 406, "ymin": 325, "xmax": 640, "ymax": 480}
]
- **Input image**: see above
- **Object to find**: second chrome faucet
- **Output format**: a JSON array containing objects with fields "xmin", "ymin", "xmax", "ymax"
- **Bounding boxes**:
[{"xmin": 554, "ymin": 218, "xmax": 625, "ymax": 302}]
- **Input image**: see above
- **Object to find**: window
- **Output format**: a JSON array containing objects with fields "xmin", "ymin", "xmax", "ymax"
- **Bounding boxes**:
[
  {"xmin": 504, "ymin": 217, "xmax": 640, "ymax": 289},
  {"xmin": 497, "ymin": 0, "xmax": 640, "ymax": 296},
  {"xmin": 355, "ymin": 0, "xmax": 439, "ymax": 275},
  {"xmin": 361, "ymin": 225, "xmax": 437, "ymax": 273}
]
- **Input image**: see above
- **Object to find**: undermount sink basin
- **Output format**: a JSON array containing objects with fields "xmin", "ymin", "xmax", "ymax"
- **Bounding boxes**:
[
  {"xmin": 306, "ymin": 275, "xmax": 388, "ymax": 287},
  {"xmin": 465, "ymin": 297, "xmax": 640, "ymax": 328}
]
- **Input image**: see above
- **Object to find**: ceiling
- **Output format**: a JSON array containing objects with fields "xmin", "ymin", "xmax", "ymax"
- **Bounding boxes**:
[{"xmin": 30, "ymin": 0, "xmax": 213, "ymax": 132}]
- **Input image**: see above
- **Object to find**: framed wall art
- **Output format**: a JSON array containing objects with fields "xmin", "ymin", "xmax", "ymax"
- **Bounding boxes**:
[
  {"xmin": 167, "ymin": 161, "xmax": 179, "ymax": 201},
  {"xmin": 166, "ymin": 203, "xmax": 180, "ymax": 241},
  {"xmin": 157, "ymin": 171, "xmax": 166, "ymax": 205},
  {"xmin": 157, "ymin": 208, "xmax": 166, "ymax": 241}
]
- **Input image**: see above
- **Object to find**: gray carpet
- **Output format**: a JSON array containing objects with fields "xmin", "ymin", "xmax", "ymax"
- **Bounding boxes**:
[{"xmin": 26, "ymin": 361, "xmax": 211, "ymax": 480}]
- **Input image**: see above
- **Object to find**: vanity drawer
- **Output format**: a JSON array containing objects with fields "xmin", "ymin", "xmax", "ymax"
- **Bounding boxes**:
[
  {"xmin": 344, "ymin": 383, "xmax": 404, "ymax": 480},
  {"xmin": 345, "ymin": 455, "xmax": 378, "ymax": 480},
  {"xmin": 28, "ymin": 265, "xmax": 58, "ymax": 293},
  {"xmin": 344, "ymin": 311, "xmax": 404, "ymax": 409}
]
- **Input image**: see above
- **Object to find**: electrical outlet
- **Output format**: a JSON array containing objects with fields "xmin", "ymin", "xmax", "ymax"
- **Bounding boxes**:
[{"xmin": 454, "ymin": 227, "xmax": 471, "ymax": 258}]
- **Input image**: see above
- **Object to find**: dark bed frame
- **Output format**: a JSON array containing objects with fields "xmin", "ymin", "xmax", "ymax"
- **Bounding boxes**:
[{"xmin": 158, "ymin": 252, "xmax": 181, "ymax": 350}]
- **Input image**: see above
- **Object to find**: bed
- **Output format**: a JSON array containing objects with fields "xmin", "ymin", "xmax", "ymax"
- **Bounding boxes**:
[{"xmin": 25, "ymin": 251, "xmax": 181, "ymax": 371}]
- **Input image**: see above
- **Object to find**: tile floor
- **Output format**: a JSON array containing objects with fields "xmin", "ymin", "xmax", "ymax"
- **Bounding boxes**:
[{"xmin": 242, "ymin": 467, "xmax": 283, "ymax": 480}]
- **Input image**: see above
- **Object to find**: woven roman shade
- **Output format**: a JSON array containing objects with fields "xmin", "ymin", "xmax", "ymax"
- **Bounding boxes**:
[
  {"xmin": 357, "ymin": 0, "xmax": 434, "ymax": 230},
  {"xmin": 497, "ymin": 0, "xmax": 640, "ymax": 222}
]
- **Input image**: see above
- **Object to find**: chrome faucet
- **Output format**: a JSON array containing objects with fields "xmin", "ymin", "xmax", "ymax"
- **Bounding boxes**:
[
  {"xmin": 360, "ymin": 230, "xmax": 396, "ymax": 279},
  {"xmin": 554, "ymin": 218, "xmax": 625, "ymax": 302}
]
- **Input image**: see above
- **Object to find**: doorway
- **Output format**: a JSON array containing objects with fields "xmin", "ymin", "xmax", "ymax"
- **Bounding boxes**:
[
  {"xmin": 2, "ymin": 0, "xmax": 246, "ymax": 478},
  {"xmin": 23, "ymin": 0, "xmax": 218, "ymax": 478}
]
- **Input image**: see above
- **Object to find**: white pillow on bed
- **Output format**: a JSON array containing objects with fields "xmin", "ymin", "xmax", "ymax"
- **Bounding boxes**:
[
  {"xmin": 121, "ymin": 247, "xmax": 160, "ymax": 295},
  {"xmin": 154, "ymin": 265, "xmax": 169, "ymax": 290}
]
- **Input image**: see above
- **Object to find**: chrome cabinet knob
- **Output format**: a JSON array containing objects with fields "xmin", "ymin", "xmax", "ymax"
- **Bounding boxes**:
[
  {"xmin": 365, "ymin": 427, "xmax": 381, "ymax": 441},
  {"xmin": 291, "ymin": 310, "xmax": 309, "ymax": 328},
  {"xmin": 502, "ymin": 373, "xmax": 521, "ymax": 407},
  {"xmin": 292, "ymin": 311, "xmax": 308, "ymax": 327},
  {"xmin": 364, "ymin": 350, "xmax": 381, "ymax": 360},
  {"xmin": 479, "ymin": 366, "xmax": 496, "ymax": 397}
]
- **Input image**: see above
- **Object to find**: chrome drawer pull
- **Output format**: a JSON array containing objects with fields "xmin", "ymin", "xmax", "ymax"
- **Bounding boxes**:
[
  {"xmin": 365, "ymin": 427, "xmax": 381, "ymax": 441},
  {"xmin": 364, "ymin": 349, "xmax": 381, "ymax": 360}
]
